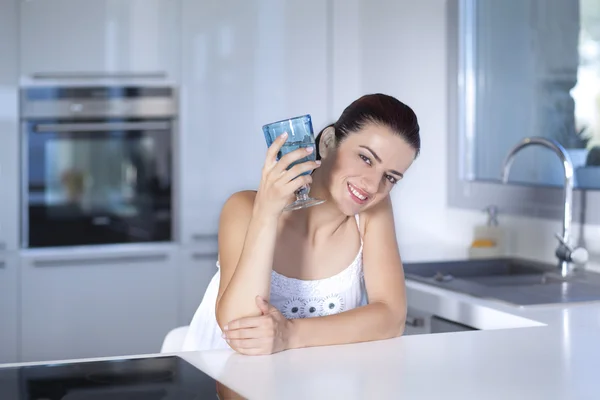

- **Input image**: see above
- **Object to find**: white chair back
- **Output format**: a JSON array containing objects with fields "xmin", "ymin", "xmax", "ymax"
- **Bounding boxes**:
[{"xmin": 160, "ymin": 325, "xmax": 189, "ymax": 353}]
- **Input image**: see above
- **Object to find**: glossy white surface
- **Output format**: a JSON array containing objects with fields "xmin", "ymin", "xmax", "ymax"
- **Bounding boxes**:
[
  {"xmin": 0, "ymin": 255, "xmax": 18, "ymax": 364},
  {"xmin": 177, "ymin": 281, "xmax": 600, "ymax": 399},
  {"xmin": 19, "ymin": 244, "xmax": 180, "ymax": 362},
  {"xmin": 3, "ymin": 279, "xmax": 599, "ymax": 399},
  {"xmin": 0, "ymin": 0, "xmax": 20, "ymax": 364},
  {"xmin": 0, "ymin": 0, "xmax": 19, "ymax": 252},
  {"xmin": 178, "ymin": 247, "xmax": 218, "ymax": 326},
  {"xmin": 19, "ymin": 0, "xmax": 180, "ymax": 80},
  {"xmin": 179, "ymin": 0, "xmax": 330, "ymax": 241}
]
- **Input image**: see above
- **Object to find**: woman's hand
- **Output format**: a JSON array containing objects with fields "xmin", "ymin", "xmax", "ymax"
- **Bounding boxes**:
[
  {"xmin": 253, "ymin": 132, "xmax": 321, "ymax": 218},
  {"xmin": 223, "ymin": 296, "xmax": 293, "ymax": 355}
]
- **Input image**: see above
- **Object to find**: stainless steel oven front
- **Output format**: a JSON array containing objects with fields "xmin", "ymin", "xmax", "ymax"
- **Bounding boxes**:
[{"xmin": 20, "ymin": 86, "xmax": 177, "ymax": 248}]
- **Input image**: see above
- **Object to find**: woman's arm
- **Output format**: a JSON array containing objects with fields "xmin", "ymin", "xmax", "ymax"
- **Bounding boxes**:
[
  {"xmin": 215, "ymin": 191, "xmax": 279, "ymax": 329},
  {"xmin": 215, "ymin": 132, "xmax": 319, "ymax": 332},
  {"xmin": 287, "ymin": 196, "xmax": 407, "ymax": 349},
  {"xmin": 222, "ymin": 195, "xmax": 406, "ymax": 354}
]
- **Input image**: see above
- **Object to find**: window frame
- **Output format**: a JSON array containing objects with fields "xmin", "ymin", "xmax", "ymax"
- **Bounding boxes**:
[{"xmin": 447, "ymin": 0, "xmax": 600, "ymax": 225}]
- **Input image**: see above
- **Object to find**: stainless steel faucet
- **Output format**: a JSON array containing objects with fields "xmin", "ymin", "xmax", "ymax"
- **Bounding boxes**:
[{"xmin": 501, "ymin": 137, "xmax": 588, "ymax": 277}]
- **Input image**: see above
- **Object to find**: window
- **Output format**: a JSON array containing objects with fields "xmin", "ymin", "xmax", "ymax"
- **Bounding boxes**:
[{"xmin": 448, "ymin": 0, "xmax": 600, "ymax": 224}]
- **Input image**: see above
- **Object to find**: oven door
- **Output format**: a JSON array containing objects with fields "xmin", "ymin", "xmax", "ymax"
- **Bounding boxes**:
[{"xmin": 23, "ymin": 120, "xmax": 173, "ymax": 248}]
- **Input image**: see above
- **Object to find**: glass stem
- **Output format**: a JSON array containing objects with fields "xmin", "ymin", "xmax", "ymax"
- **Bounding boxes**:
[{"xmin": 295, "ymin": 184, "xmax": 310, "ymax": 200}]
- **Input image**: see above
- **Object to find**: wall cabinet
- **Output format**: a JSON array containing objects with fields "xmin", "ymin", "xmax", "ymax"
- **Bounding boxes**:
[{"xmin": 20, "ymin": 0, "xmax": 180, "ymax": 81}]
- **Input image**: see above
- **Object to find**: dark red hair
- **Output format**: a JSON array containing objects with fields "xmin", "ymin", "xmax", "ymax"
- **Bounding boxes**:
[{"xmin": 315, "ymin": 93, "xmax": 421, "ymax": 160}]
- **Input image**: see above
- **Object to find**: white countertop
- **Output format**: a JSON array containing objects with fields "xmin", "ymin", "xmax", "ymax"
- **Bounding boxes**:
[
  {"xmin": 3, "ymin": 279, "xmax": 600, "ymax": 399},
  {"xmin": 175, "ymin": 280, "xmax": 600, "ymax": 399}
]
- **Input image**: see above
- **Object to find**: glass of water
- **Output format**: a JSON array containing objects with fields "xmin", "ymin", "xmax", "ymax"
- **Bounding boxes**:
[{"xmin": 262, "ymin": 114, "xmax": 326, "ymax": 211}]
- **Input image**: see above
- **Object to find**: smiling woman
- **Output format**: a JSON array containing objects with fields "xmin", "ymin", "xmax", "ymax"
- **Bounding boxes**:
[{"xmin": 182, "ymin": 93, "xmax": 421, "ymax": 355}]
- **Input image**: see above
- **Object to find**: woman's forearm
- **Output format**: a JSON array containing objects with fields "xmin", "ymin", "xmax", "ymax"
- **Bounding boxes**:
[
  {"xmin": 216, "ymin": 212, "xmax": 278, "ymax": 328},
  {"xmin": 287, "ymin": 302, "xmax": 406, "ymax": 349}
]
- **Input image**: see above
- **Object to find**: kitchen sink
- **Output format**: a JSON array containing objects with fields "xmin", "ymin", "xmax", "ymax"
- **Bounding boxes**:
[
  {"xmin": 404, "ymin": 257, "xmax": 600, "ymax": 306},
  {"xmin": 465, "ymin": 273, "xmax": 568, "ymax": 287}
]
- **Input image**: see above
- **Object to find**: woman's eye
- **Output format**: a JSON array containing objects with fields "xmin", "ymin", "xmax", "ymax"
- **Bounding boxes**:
[
  {"xmin": 359, "ymin": 154, "xmax": 371, "ymax": 165},
  {"xmin": 386, "ymin": 175, "xmax": 398, "ymax": 185}
]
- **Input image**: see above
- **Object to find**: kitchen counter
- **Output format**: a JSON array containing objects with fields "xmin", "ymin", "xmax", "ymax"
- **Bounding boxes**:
[{"xmin": 2, "ymin": 279, "xmax": 600, "ymax": 399}]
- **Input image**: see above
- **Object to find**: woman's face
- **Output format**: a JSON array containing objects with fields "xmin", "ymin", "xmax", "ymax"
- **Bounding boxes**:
[{"xmin": 321, "ymin": 123, "xmax": 417, "ymax": 216}]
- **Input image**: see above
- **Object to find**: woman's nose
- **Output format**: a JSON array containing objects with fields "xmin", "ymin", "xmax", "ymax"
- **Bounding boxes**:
[{"xmin": 361, "ymin": 172, "xmax": 381, "ymax": 195}]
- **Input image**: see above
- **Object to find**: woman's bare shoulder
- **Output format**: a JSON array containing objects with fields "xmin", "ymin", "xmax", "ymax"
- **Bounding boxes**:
[
  {"xmin": 360, "ymin": 195, "xmax": 394, "ymax": 236},
  {"xmin": 219, "ymin": 190, "xmax": 257, "ymax": 228},
  {"xmin": 223, "ymin": 190, "xmax": 257, "ymax": 211},
  {"xmin": 217, "ymin": 190, "xmax": 257, "ymax": 264}
]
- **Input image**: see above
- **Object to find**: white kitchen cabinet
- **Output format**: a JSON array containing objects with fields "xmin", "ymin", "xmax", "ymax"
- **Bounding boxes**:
[
  {"xmin": 20, "ymin": 0, "xmax": 180, "ymax": 81},
  {"xmin": 0, "ymin": 254, "xmax": 19, "ymax": 363},
  {"xmin": 20, "ymin": 245, "xmax": 179, "ymax": 363},
  {"xmin": 0, "ymin": 0, "xmax": 19, "ymax": 252},
  {"xmin": 179, "ymin": 245, "xmax": 218, "ymax": 326},
  {"xmin": 0, "ymin": 117, "xmax": 19, "ymax": 251},
  {"xmin": 179, "ymin": 0, "xmax": 330, "ymax": 242}
]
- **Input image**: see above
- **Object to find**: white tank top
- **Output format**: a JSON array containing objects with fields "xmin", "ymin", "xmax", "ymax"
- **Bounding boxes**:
[{"xmin": 182, "ymin": 215, "xmax": 366, "ymax": 351}]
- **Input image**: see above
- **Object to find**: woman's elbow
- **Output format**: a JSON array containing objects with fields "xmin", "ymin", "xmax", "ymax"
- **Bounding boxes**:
[
  {"xmin": 385, "ymin": 319, "xmax": 405, "ymax": 339},
  {"xmin": 215, "ymin": 298, "xmax": 261, "ymax": 332},
  {"xmin": 214, "ymin": 300, "xmax": 230, "ymax": 332},
  {"xmin": 383, "ymin": 303, "xmax": 406, "ymax": 338}
]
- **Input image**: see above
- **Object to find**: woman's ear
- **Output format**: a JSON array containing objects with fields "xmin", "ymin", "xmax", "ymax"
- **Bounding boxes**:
[{"xmin": 318, "ymin": 126, "xmax": 336, "ymax": 159}]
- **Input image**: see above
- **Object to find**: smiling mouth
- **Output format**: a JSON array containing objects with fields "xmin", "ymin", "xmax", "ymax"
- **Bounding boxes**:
[{"xmin": 347, "ymin": 183, "xmax": 369, "ymax": 204}]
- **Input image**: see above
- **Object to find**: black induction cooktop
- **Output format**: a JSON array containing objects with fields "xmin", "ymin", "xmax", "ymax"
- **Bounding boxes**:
[{"xmin": 0, "ymin": 355, "xmax": 244, "ymax": 399}]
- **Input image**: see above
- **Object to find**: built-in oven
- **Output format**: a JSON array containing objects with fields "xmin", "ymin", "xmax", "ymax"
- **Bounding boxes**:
[{"xmin": 21, "ymin": 86, "xmax": 176, "ymax": 248}]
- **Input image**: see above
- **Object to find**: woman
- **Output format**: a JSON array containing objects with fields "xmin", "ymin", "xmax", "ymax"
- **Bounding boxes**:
[{"xmin": 182, "ymin": 93, "xmax": 421, "ymax": 355}]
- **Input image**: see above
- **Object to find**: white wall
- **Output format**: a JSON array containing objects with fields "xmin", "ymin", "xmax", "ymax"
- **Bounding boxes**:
[{"xmin": 332, "ymin": 0, "xmax": 600, "ymax": 271}]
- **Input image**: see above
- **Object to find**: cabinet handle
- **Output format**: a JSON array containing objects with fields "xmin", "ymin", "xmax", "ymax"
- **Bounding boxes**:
[
  {"xmin": 33, "ymin": 254, "xmax": 168, "ymax": 268},
  {"xmin": 406, "ymin": 316, "xmax": 425, "ymax": 327},
  {"xmin": 191, "ymin": 253, "xmax": 218, "ymax": 261},
  {"xmin": 34, "ymin": 121, "xmax": 171, "ymax": 133},
  {"xmin": 31, "ymin": 72, "xmax": 167, "ymax": 80},
  {"xmin": 191, "ymin": 233, "xmax": 218, "ymax": 242}
]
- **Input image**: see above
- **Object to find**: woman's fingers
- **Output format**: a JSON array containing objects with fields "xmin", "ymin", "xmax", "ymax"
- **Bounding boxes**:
[
  {"xmin": 272, "ymin": 145, "xmax": 315, "ymax": 175},
  {"xmin": 279, "ymin": 160, "xmax": 320, "ymax": 184},
  {"xmin": 224, "ymin": 328, "xmax": 266, "ymax": 340},
  {"xmin": 264, "ymin": 132, "xmax": 289, "ymax": 169},
  {"xmin": 224, "ymin": 316, "xmax": 264, "ymax": 331}
]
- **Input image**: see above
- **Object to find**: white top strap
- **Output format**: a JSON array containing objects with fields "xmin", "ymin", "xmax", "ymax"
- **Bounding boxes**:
[{"xmin": 354, "ymin": 214, "xmax": 363, "ymax": 242}]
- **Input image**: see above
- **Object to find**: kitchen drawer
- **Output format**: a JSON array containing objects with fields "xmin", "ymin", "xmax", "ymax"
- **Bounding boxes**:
[
  {"xmin": 20, "ymin": 245, "xmax": 179, "ymax": 362},
  {"xmin": 0, "ymin": 254, "xmax": 19, "ymax": 363}
]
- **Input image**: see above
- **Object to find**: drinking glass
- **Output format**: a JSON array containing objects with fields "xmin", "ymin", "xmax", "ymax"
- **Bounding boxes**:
[{"xmin": 262, "ymin": 114, "xmax": 326, "ymax": 211}]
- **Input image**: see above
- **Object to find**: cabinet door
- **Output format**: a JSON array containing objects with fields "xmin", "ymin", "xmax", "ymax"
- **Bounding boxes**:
[
  {"xmin": 179, "ymin": 246, "xmax": 219, "ymax": 326},
  {"xmin": 20, "ymin": 0, "xmax": 180, "ymax": 80},
  {"xmin": 179, "ymin": 0, "xmax": 330, "ymax": 242},
  {"xmin": 0, "ymin": 0, "xmax": 19, "ymax": 251},
  {"xmin": 0, "ymin": 254, "xmax": 19, "ymax": 363},
  {"xmin": 20, "ymin": 246, "xmax": 179, "ymax": 363},
  {"xmin": 403, "ymin": 307, "xmax": 431, "ymax": 336},
  {"xmin": 0, "ymin": 107, "xmax": 19, "ymax": 251}
]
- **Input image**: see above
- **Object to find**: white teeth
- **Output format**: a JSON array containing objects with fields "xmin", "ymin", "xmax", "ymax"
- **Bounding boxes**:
[{"xmin": 348, "ymin": 184, "xmax": 367, "ymax": 200}]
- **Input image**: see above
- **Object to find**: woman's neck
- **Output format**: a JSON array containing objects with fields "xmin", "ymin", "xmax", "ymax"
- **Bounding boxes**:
[{"xmin": 281, "ymin": 167, "xmax": 350, "ymax": 243}]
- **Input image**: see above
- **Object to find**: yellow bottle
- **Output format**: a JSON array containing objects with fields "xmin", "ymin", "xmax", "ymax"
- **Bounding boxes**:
[{"xmin": 468, "ymin": 205, "xmax": 508, "ymax": 259}]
